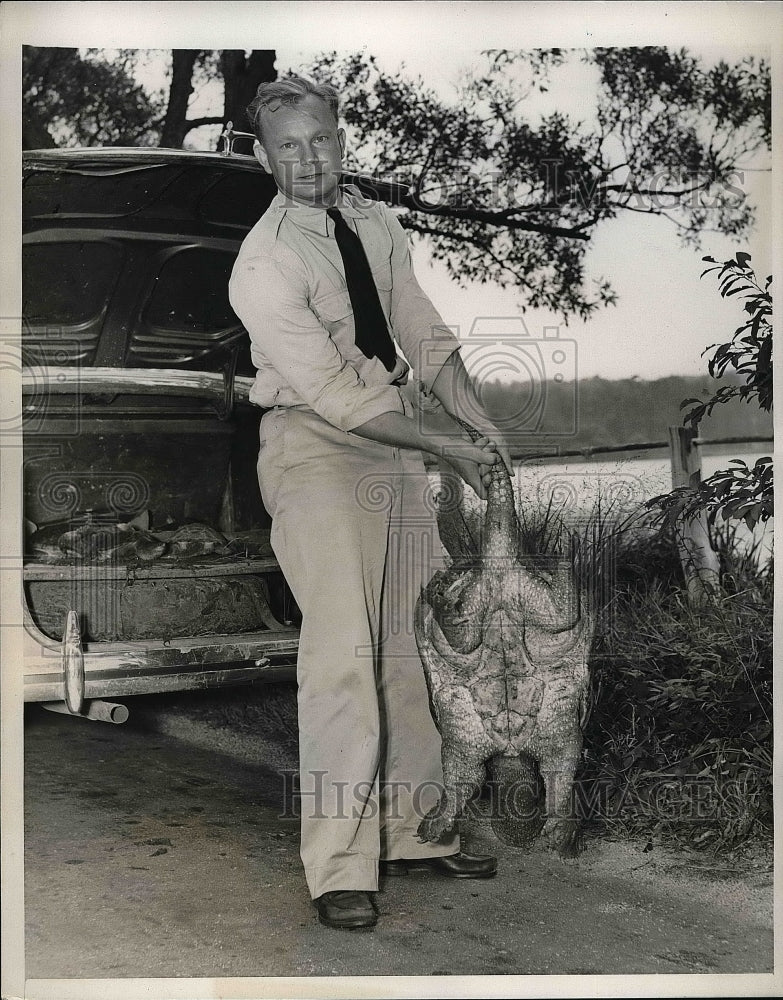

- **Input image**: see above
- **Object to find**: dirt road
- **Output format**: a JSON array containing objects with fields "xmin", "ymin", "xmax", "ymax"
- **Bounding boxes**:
[{"xmin": 21, "ymin": 700, "xmax": 774, "ymax": 989}]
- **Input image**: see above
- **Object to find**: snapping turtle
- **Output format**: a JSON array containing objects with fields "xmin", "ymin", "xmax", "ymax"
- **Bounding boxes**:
[
  {"xmin": 27, "ymin": 511, "xmax": 166, "ymax": 565},
  {"xmin": 167, "ymin": 523, "xmax": 228, "ymax": 559},
  {"xmin": 414, "ymin": 422, "xmax": 595, "ymax": 855},
  {"xmin": 59, "ymin": 520, "xmax": 167, "ymax": 564},
  {"xmin": 154, "ymin": 522, "xmax": 259, "ymax": 560}
]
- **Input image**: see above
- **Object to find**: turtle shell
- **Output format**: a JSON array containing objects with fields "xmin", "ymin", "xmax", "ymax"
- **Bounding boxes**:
[{"xmin": 167, "ymin": 523, "xmax": 227, "ymax": 558}]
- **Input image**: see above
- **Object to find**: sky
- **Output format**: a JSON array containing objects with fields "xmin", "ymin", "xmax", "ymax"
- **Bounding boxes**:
[{"xmin": 148, "ymin": 38, "xmax": 773, "ymax": 384}]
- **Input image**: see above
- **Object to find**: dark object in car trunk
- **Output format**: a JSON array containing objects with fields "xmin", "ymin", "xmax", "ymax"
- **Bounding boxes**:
[{"xmin": 26, "ymin": 567, "xmax": 283, "ymax": 642}]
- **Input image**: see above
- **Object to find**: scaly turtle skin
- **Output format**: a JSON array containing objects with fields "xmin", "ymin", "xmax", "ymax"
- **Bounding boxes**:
[
  {"xmin": 414, "ymin": 421, "xmax": 594, "ymax": 855},
  {"xmin": 58, "ymin": 520, "xmax": 167, "ymax": 564}
]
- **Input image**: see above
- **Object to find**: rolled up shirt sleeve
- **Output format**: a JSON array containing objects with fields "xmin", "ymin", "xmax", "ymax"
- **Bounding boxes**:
[
  {"xmin": 229, "ymin": 248, "xmax": 405, "ymax": 433},
  {"xmin": 382, "ymin": 205, "xmax": 462, "ymax": 390}
]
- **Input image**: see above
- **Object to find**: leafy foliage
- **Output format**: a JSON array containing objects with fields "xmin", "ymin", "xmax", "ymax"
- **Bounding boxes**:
[
  {"xmin": 665, "ymin": 456, "xmax": 773, "ymax": 531},
  {"xmin": 590, "ymin": 49, "xmax": 770, "ymax": 243},
  {"xmin": 583, "ymin": 524, "xmax": 772, "ymax": 849},
  {"xmin": 23, "ymin": 47, "xmax": 166, "ymax": 148},
  {"xmin": 684, "ymin": 254, "xmax": 772, "ymax": 420},
  {"xmin": 303, "ymin": 47, "xmax": 770, "ymax": 319},
  {"xmin": 648, "ymin": 254, "xmax": 773, "ymax": 530},
  {"xmin": 22, "ymin": 47, "xmax": 275, "ymax": 152}
]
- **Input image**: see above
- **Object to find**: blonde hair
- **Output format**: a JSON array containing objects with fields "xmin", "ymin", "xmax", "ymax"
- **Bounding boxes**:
[{"xmin": 248, "ymin": 75, "xmax": 340, "ymax": 142}]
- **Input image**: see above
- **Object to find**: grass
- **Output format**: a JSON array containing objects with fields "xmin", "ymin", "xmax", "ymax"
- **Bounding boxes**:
[{"xmin": 579, "ymin": 519, "xmax": 773, "ymax": 852}]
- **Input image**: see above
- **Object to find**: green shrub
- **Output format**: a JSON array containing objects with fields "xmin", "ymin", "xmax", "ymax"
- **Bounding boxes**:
[{"xmin": 581, "ymin": 523, "xmax": 772, "ymax": 850}]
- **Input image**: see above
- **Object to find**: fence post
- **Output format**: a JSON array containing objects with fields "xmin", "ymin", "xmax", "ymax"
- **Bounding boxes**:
[{"xmin": 668, "ymin": 425, "xmax": 720, "ymax": 604}]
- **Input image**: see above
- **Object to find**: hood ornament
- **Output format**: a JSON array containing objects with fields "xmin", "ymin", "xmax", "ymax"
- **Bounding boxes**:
[{"xmin": 219, "ymin": 121, "xmax": 257, "ymax": 157}]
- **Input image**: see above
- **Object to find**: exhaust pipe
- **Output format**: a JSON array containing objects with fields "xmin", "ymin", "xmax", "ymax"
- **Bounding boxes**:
[{"xmin": 41, "ymin": 699, "xmax": 130, "ymax": 724}]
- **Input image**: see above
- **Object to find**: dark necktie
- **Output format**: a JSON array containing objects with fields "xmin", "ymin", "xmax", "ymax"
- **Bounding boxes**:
[{"xmin": 326, "ymin": 207, "xmax": 397, "ymax": 372}]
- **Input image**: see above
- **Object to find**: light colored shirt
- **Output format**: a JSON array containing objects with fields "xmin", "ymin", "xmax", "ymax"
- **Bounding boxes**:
[{"xmin": 228, "ymin": 186, "xmax": 461, "ymax": 432}]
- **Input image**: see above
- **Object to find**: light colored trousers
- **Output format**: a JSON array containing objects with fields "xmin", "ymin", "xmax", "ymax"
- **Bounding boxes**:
[{"xmin": 257, "ymin": 403, "xmax": 459, "ymax": 899}]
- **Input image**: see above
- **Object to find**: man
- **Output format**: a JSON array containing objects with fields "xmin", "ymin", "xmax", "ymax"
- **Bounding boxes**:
[{"xmin": 229, "ymin": 75, "xmax": 512, "ymax": 931}]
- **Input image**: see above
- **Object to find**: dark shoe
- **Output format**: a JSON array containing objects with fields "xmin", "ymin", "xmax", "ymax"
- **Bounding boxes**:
[
  {"xmin": 315, "ymin": 890, "xmax": 378, "ymax": 929},
  {"xmin": 380, "ymin": 852, "xmax": 497, "ymax": 879}
]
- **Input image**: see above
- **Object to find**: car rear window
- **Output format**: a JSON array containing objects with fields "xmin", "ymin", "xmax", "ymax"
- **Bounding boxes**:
[
  {"xmin": 22, "ymin": 156, "xmax": 278, "ymax": 375},
  {"xmin": 130, "ymin": 247, "xmax": 244, "ymax": 369}
]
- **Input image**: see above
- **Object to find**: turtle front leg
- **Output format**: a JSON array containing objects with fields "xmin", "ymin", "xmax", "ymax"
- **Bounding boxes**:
[{"xmin": 538, "ymin": 758, "xmax": 581, "ymax": 857}]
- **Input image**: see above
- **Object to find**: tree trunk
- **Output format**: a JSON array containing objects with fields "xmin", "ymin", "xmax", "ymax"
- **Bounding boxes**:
[
  {"xmin": 219, "ymin": 50, "xmax": 277, "ymax": 148},
  {"xmin": 160, "ymin": 49, "xmax": 200, "ymax": 148}
]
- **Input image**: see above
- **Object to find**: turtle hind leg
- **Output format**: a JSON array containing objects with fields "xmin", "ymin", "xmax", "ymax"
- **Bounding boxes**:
[
  {"xmin": 539, "ymin": 760, "xmax": 583, "ymax": 858},
  {"xmin": 415, "ymin": 681, "xmax": 495, "ymax": 844},
  {"xmin": 417, "ymin": 747, "xmax": 487, "ymax": 844},
  {"xmin": 487, "ymin": 752, "xmax": 545, "ymax": 848}
]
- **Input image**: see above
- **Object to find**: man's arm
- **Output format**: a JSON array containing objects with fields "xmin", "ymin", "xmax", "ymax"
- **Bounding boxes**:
[
  {"xmin": 430, "ymin": 351, "xmax": 514, "ymax": 474},
  {"xmin": 350, "ymin": 409, "xmax": 499, "ymax": 500},
  {"xmin": 231, "ymin": 248, "xmax": 498, "ymax": 496},
  {"xmin": 378, "ymin": 204, "xmax": 513, "ymax": 473}
]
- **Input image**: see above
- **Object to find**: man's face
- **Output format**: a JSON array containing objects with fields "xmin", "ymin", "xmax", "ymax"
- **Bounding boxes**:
[{"xmin": 253, "ymin": 94, "xmax": 346, "ymax": 208}]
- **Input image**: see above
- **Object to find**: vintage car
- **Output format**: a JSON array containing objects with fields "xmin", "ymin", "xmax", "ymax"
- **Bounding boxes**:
[{"xmin": 21, "ymin": 140, "xmax": 400, "ymax": 722}]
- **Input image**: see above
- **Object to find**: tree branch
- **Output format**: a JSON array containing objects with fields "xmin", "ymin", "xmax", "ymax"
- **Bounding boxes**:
[
  {"xmin": 403, "ymin": 219, "xmax": 487, "ymax": 247},
  {"xmin": 399, "ymin": 198, "xmax": 592, "ymax": 240},
  {"xmin": 601, "ymin": 179, "xmax": 712, "ymax": 198}
]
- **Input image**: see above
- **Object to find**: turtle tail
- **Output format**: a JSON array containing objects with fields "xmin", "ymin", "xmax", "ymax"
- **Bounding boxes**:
[{"xmin": 486, "ymin": 753, "xmax": 545, "ymax": 848}]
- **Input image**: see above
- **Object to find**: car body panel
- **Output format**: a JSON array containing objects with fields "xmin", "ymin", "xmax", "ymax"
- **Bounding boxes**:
[{"xmin": 21, "ymin": 149, "xmax": 307, "ymax": 707}]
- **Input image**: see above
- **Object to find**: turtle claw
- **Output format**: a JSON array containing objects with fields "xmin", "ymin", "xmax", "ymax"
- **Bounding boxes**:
[
  {"xmin": 541, "ymin": 816, "xmax": 582, "ymax": 857},
  {"xmin": 417, "ymin": 805, "xmax": 456, "ymax": 843}
]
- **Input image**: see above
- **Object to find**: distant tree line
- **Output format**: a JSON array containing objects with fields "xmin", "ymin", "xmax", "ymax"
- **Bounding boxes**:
[{"xmin": 478, "ymin": 373, "xmax": 772, "ymax": 452}]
